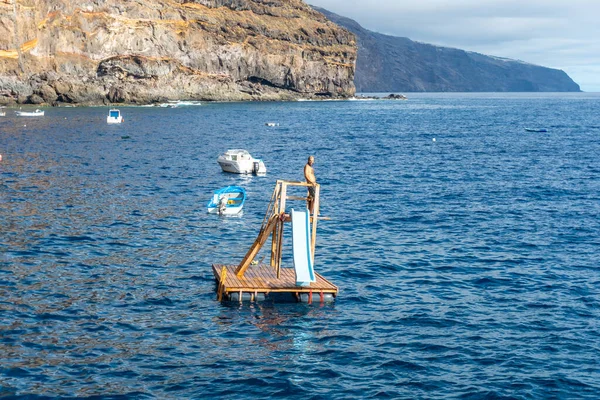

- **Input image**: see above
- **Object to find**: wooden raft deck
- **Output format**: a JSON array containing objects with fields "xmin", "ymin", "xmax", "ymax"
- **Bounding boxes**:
[{"xmin": 212, "ymin": 264, "xmax": 338, "ymax": 296}]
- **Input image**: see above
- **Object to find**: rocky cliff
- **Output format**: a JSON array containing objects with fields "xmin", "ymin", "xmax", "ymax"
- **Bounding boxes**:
[
  {"xmin": 316, "ymin": 7, "xmax": 581, "ymax": 93},
  {"xmin": 0, "ymin": 0, "xmax": 356, "ymax": 105}
]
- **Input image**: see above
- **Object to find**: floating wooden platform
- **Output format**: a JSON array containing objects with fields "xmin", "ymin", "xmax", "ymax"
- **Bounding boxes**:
[
  {"xmin": 212, "ymin": 180, "xmax": 339, "ymax": 303},
  {"xmin": 213, "ymin": 264, "xmax": 338, "ymax": 301}
]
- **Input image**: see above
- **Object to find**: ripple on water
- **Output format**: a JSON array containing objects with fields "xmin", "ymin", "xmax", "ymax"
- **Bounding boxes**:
[{"xmin": 1, "ymin": 96, "xmax": 600, "ymax": 398}]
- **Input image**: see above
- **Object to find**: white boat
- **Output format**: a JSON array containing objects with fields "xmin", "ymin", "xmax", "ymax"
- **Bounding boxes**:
[
  {"xmin": 15, "ymin": 109, "xmax": 44, "ymax": 117},
  {"xmin": 207, "ymin": 186, "xmax": 246, "ymax": 215},
  {"xmin": 0, "ymin": 111, "xmax": 5, "ymax": 117},
  {"xmin": 217, "ymin": 149, "xmax": 267, "ymax": 174},
  {"xmin": 107, "ymin": 109, "xmax": 123, "ymax": 124}
]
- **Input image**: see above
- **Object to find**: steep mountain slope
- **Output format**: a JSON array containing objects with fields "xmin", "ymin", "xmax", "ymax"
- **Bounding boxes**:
[
  {"xmin": 315, "ymin": 7, "xmax": 580, "ymax": 93},
  {"xmin": 0, "ymin": 0, "xmax": 356, "ymax": 105}
]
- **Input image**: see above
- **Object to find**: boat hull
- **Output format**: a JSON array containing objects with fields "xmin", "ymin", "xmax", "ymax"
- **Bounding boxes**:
[
  {"xmin": 207, "ymin": 206, "xmax": 244, "ymax": 215},
  {"xmin": 207, "ymin": 186, "xmax": 246, "ymax": 215},
  {"xmin": 107, "ymin": 117, "xmax": 123, "ymax": 124},
  {"xmin": 217, "ymin": 158, "xmax": 266, "ymax": 174},
  {"xmin": 16, "ymin": 111, "xmax": 44, "ymax": 116}
]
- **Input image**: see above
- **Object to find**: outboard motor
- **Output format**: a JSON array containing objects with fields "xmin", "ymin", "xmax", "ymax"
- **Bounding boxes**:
[
  {"xmin": 252, "ymin": 161, "xmax": 260, "ymax": 175},
  {"xmin": 218, "ymin": 196, "xmax": 228, "ymax": 215}
]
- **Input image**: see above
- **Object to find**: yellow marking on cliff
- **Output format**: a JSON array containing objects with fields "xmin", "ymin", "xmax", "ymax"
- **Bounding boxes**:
[
  {"xmin": 22, "ymin": 39, "xmax": 38, "ymax": 52},
  {"xmin": 0, "ymin": 38, "xmax": 39, "ymax": 59},
  {"xmin": 14, "ymin": 4, "xmax": 35, "ymax": 10},
  {"xmin": 37, "ymin": 11, "xmax": 60, "ymax": 29},
  {"xmin": 73, "ymin": 10, "xmax": 108, "ymax": 18},
  {"xmin": 74, "ymin": 8, "xmax": 189, "ymax": 27},
  {"xmin": 180, "ymin": 2, "xmax": 210, "ymax": 11},
  {"xmin": 0, "ymin": 50, "xmax": 19, "ymax": 59}
]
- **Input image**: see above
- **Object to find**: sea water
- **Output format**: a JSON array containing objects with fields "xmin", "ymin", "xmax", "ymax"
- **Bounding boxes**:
[{"xmin": 1, "ymin": 93, "xmax": 599, "ymax": 398}]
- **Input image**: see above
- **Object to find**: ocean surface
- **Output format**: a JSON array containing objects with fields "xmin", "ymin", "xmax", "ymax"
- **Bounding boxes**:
[{"xmin": 1, "ymin": 93, "xmax": 599, "ymax": 399}]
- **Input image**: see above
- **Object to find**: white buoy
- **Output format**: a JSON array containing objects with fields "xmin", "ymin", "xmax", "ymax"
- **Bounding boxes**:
[{"xmin": 433, "ymin": 138, "xmax": 436, "ymax": 142}]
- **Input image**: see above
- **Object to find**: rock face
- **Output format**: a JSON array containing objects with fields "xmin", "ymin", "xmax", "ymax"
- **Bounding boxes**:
[
  {"xmin": 316, "ymin": 7, "xmax": 581, "ymax": 93},
  {"xmin": 0, "ymin": 0, "xmax": 356, "ymax": 105}
]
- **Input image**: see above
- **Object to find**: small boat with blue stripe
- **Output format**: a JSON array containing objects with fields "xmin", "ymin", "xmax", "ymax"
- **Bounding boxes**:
[
  {"xmin": 107, "ymin": 109, "xmax": 123, "ymax": 124},
  {"xmin": 207, "ymin": 186, "xmax": 246, "ymax": 215}
]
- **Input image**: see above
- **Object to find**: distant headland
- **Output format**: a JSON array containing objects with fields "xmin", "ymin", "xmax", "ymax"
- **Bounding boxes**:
[{"xmin": 315, "ymin": 7, "xmax": 581, "ymax": 93}]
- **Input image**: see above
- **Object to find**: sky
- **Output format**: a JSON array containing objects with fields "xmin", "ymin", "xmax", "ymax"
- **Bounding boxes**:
[{"xmin": 308, "ymin": 0, "xmax": 600, "ymax": 92}]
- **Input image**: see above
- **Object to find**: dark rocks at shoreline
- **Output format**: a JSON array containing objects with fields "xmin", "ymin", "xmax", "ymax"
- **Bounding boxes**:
[
  {"xmin": 354, "ymin": 93, "xmax": 408, "ymax": 100},
  {"xmin": 383, "ymin": 93, "xmax": 408, "ymax": 100}
]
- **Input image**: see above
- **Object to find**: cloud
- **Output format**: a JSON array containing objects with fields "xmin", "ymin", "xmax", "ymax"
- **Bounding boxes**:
[{"xmin": 309, "ymin": 0, "xmax": 600, "ymax": 91}]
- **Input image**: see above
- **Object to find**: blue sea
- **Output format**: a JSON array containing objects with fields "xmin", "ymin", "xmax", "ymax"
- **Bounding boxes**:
[{"xmin": 1, "ymin": 93, "xmax": 599, "ymax": 399}]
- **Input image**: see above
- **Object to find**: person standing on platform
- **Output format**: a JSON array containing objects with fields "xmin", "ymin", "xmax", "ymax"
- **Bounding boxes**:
[{"xmin": 304, "ymin": 155, "xmax": 316, "ymax": 214}]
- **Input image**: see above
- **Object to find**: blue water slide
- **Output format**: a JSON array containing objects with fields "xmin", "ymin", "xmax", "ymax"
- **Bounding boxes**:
[{"xmin": 291, "ymin": 208, "xmax": 316, "ymax": 287}]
